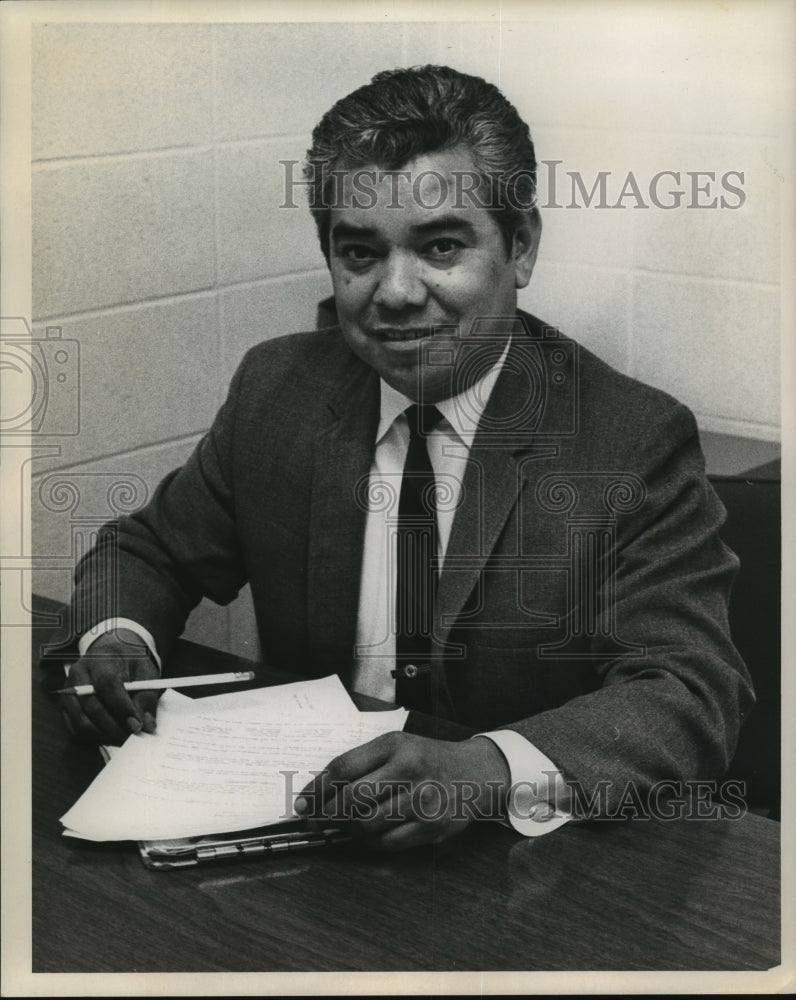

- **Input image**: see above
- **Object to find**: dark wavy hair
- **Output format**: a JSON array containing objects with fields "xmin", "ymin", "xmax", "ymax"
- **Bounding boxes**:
[{"xmin": 304, "ymin": 65, "xmax": 538, "ymax": 260}]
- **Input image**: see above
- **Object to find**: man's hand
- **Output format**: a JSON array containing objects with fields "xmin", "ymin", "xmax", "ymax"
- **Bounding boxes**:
[
  {"xmin": 60, "ymin": 628, "xmax": 160, "ymax": 745},
  {"xmin": 294, "ymin": 732, "xmax": 511, "ymax": 851}
]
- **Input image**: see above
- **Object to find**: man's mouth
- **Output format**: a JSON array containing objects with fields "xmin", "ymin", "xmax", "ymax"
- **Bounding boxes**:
[{"xmin": 370, "ymin": 328, "xmax": 434, "ymax": 342}]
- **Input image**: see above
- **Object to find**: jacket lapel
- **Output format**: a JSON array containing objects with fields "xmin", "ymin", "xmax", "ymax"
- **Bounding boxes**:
[
  {"xmin": 436, "ymin": 324, "xmax": 573, "ymax": 649},
  {"xmin": 308, "ymin": 358, "xmax": 380, "ymax": 681}
]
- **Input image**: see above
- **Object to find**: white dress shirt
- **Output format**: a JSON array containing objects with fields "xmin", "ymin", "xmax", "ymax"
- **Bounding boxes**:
[{"xmin": 80, "ymin": 340, "xmax": 571, "ymax": 836}]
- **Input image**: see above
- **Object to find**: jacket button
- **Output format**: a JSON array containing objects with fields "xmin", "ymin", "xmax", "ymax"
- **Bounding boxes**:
[{"xmin": 404, "ymin": 664, "xmax": 418, "ymax": 678}]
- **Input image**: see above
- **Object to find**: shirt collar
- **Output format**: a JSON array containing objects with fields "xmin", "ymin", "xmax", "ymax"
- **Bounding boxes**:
[{"xmin": 376, "ymin": 336, "xmax": 512, "ymax": 447}]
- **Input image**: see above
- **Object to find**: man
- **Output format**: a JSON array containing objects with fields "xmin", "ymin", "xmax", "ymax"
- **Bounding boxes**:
[{"xmin": 60, "ymin": 66, "xmax": 753, "ymax": 851}]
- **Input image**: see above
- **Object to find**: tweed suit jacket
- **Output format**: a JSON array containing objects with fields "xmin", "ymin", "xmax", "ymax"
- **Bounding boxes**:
[{"xmin": 73, "ymin": 311, "xmax": 754, "ymax": 810}]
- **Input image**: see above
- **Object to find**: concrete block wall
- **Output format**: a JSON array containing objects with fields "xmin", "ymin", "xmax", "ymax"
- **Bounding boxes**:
[{"xmin": 32, "ymin": 15, "xmax": 783, "ymax": 657}]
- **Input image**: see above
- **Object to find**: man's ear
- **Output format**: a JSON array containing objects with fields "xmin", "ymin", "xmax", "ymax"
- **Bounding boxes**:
[{"xmin": 512, "ymin": 208, "xmax": 541, "ymax": 290}]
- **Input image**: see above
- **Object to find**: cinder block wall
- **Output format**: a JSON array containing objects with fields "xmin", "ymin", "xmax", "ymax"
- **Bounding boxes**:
[{"xmin": 32, "ymin": 17, "xmax": 783, "ymax": 657}]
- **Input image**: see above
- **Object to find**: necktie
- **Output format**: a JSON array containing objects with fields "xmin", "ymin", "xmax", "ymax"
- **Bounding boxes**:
[{"xmin": 393, "ymin": 404, "xmax": 443, "ymax": 712}]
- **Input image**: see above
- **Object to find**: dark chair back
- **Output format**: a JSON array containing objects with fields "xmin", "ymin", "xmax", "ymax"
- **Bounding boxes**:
[{"xmin": 711, "ymin": 464, "xmax": 781, "ymax": 819}]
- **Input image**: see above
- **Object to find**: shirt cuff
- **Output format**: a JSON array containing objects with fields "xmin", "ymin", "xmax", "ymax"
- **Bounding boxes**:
[
  {"xmin": 77, "ymin": 618, "xmax": 162, "ymax": 672},
  {"xmin": 477, "ymin": 729, "xmax": 572, "ymax": 838}
]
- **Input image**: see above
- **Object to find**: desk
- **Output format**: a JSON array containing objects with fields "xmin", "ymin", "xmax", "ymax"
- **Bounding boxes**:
[{"xmin": 32, "ymin": 600, "xmax": 780, "ymax": 973}]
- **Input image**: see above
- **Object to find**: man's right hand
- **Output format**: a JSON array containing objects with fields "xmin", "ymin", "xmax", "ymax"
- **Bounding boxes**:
[{"xmin": 60, "ymin": 628, "xmax": 160, "ymax": 745}]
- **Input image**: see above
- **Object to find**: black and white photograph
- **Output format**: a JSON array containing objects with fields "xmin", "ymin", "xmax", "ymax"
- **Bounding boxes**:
[{"xmin": 1, "ymin": 0, "xmax": 792, "ymax": 995}]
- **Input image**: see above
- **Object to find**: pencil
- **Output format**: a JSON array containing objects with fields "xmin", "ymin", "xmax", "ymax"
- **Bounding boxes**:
[{"xmin": 55, "ymin": 670, "xmax": 256, "ymax": 696}]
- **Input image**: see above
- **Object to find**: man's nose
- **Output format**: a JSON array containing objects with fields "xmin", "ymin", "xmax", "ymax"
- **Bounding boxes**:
[{"xmin": 372, "ymin": 252, "xmax": 428, "ymax": 310}]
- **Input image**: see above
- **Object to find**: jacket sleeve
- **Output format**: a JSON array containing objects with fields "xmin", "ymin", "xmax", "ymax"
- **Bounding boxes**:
[
  {"xmin": 506, "ymin": 401, "xmax": 755, "ymax": 812},
  {"xmin": 70, "ymin": 351, "xmax": 252, "ymax": 662}
]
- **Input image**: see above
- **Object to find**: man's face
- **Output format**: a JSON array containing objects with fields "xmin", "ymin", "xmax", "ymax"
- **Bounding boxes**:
[{"xmin": 328, "ymin": 147, "xmax": 539, "ymax": 402}]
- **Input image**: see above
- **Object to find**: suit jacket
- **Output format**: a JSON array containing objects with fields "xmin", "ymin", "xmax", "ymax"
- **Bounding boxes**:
[{"xmin": 72, "ymin": 311, "xmax": 754, "ymax": 810}]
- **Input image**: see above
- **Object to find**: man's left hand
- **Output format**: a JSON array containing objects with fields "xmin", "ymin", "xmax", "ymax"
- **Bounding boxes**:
[{"xmin": 294, "ymin": 732, "xmax": 510, "ymax": 851}]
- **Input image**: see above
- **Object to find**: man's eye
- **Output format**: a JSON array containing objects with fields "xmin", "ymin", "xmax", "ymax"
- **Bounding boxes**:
[
  {"xmin": 341, "ymin": 244, "xmax": 378, "ymax": 263},
  {"xmin": 425, "ymin": 238, "xmax": 463, "ymax": 258}
]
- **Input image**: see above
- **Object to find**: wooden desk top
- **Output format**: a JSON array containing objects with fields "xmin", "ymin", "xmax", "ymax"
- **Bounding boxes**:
[{"xmin": 31, "ymin": 603, "xmax": 781, "ymax": 973}]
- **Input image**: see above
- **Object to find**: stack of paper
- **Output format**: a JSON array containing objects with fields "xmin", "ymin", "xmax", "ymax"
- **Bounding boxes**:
[{"xmin": 60, "ymin": 675, "xmax": 408, "ymax": 841}]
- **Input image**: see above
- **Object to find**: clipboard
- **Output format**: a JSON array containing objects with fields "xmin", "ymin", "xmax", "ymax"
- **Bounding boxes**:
[{"xmin": 137, "ymin": 820, "xmax": 351, "ymax": 870}]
